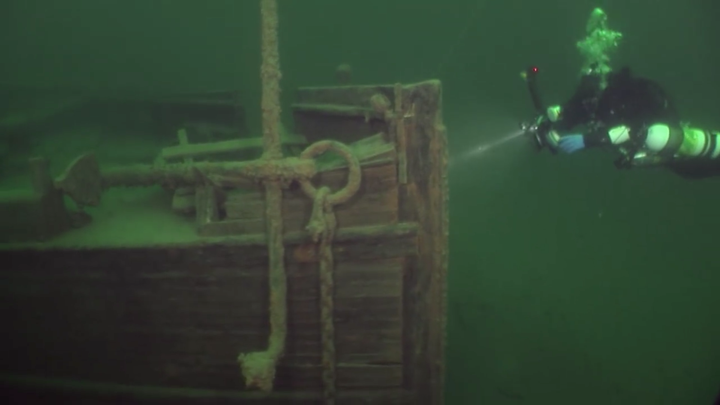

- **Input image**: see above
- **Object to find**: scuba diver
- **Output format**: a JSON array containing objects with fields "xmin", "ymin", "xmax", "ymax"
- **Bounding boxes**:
[
  {"xmin": 521, "ymin": 8, "xmax": 720, "ymax": 179},
  {"xmin": 525, "ymin": 65, "xmax": 720, "ymax": 179}
]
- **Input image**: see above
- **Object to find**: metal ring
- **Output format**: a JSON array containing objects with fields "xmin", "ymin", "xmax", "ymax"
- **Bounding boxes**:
[{"xmin": 298, "ymin": 140, "xmax": 361, "ymax": 206}]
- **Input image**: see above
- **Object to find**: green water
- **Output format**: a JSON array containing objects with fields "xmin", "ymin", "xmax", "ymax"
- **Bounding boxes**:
[{"xmin": 1, "ymin": 0, "xmax": 719, "ymax": 403}]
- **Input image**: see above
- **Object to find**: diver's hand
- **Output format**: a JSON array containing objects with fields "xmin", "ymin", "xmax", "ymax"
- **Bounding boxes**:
[{"xmin": 558, "ymin": 134, "xmax": 585, "ymax": 153}]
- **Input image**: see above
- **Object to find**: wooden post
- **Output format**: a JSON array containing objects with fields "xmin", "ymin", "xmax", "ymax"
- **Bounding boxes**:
[
  {"xmin": 173, "ymin": 128, "xmax": 197, "ymax": 215},
  {"xmin": 393, "ymin": 84, "xmax": 408, "ymax": 184},
  {"xmin": 30, "ymin": 157, "xmax": 54, "ymax": 196},
  {"xmin": 30, "ymin": 157, "xmax": 69, "ymax": 241},
  {"xmin": 194, "ymin": 181, "xmax": 218, "ymax": 227}
]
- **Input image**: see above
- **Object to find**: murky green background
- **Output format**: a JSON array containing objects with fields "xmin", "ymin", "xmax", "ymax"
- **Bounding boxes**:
[{"xmin": 2, "ymin": 0, "xmax": 719, "ymax": 403}]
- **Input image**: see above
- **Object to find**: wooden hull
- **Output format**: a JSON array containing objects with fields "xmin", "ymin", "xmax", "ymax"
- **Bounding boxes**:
[{"xmin": 0, "ymin": 80, "xmax": 448, "ymax": 404}]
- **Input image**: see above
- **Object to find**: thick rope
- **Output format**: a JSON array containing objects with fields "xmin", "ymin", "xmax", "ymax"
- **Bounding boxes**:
[
  {"xmin": 237, "ymin": 0, "xmax": 287, "ymax": 392},
  {"xmin": 260, "ymin": 0, "xmax": 282, "ymax": 159},
  {"xmin": 299, "ymin": 140, "xmax": 361, "ymax": 404},
  {"xmin": 307, "ymin": 186, "xmax": 337, "ymax": 405}
]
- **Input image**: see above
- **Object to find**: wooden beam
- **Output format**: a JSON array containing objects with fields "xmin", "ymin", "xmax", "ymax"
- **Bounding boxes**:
[
  {"xmin": 397, "ymin": 80, "xmax": 448, "ymax": 405},
  {"xmin": 292, "ymin": 103, "xmax": 384, "ymax": 119},
  {"xmin": 0, "ymin": 252, "xmax": 411, "ymax": 391},
  {"xmin": 291, "ymin": 80, "xmax": 448, "ymax": 405},
  {"xmin": 0, "ymin": 374, "xmax": 415, "ymax": 404},
  {"xmin": 194, "ymin": 222, "xmax": 417, "ymax": 250},
  {"xmin": 215, "ymin": 160, "xmax": 399, "ymax": 236},
  {"xmin": 160, "ymin": 134, "xmax": 308, "ymax": 162}
]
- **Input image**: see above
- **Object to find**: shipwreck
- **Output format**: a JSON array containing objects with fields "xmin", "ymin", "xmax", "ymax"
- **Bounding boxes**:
[{"xmin": 0, "ymin": 1, "xmax": 449, "ymax": 404}]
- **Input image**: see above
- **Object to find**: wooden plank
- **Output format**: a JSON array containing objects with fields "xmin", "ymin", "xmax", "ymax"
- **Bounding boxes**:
[
  {"xmin": 314, "ymin": 133, "xmax": 395, "ymax": 171},
  {"xmin": 0, "ymin": 159, "xmax": 70, "ymax": 243},
  {"xmin": 295, "ymin": 85, "xmax": 397, "ymax": 107},
  {"xmin": 194, "ymin": 183, "xmax": 219, "ymax": 227},
  {"xmin": 0, "ymin": 222, "xmax": 418, "ymax": 253},
  {"xmin": 219, "ymin": 161, "xmax": 398, "ymax": 235},
  {"xmin": 291, "ymin": 81, "xmax": 448, "ymax": 404},
  {"xmin": 292, "ymin": 103, "xmax": 383, "ymax": 119},
  {"xmin": 0, "ymin": 249, "xmax": 406, "ymax": 391},
  {"xmin": 293, "ymin": 85, "xmax": 400, "ymax": 145},
  {"xmin": 293, "ymin": 108, "xmax": 389, "ymax": 146},
  {"xmin": 397, "ymin": 81, "xmax": 448, "ymax": 405},
  {"xmin": 161, "ymin": 134, "xmax": 307, "ymax": 162},
  {"xmin": 161, "ymin": 133, "xmax": 394, "ymax": 217},
  {"xmin": 274, "ymin": 364, "xmax": 403, "ymax": 390},
  {"xmin": 0, "ymin": 374, "xmax": 415, "ymax": 404}
]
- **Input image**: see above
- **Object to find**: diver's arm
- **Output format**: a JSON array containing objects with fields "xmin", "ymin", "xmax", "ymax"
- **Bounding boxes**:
[
  {"xmin": 548, "ymin": 73, "xmax": 603, "ymax": 132},
  {"xmin": 568, "ymin": 124, "xmax": 672, "ymax": 150},
  {"xmin": 538, "ymin": 74, "xmax": 606, "ymax": 153},
  {"xmin": 540, "ymin": 117, "xmax": 616, "ymax": 154},
  {"xmin": 543, "ymin": 124, "xmax": 637, "ymax": 154}
]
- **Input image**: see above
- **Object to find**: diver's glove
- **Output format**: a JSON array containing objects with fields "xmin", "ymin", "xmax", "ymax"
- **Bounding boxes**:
[{"xmin": 558, "ymin": 134, "xmax": 586, "ymax": 153}]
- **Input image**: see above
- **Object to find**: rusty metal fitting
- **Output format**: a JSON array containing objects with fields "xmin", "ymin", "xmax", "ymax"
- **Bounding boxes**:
[{"xmin": 298, "ymin": 140, "xmax": 361, "ymax": 206}]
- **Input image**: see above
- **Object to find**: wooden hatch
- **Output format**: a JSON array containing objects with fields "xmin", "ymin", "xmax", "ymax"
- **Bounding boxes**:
[{"xmin": 0, "ymin": 1, "xmax": 448, "ymax": 404}]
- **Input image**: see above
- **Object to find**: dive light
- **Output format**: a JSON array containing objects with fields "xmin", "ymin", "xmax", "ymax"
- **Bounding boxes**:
[{"xmin": 520, "ymin": 65, "xmax": 555, "ymax": 153}]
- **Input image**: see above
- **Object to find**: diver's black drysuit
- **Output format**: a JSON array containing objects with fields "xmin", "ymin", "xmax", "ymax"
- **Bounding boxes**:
[{"xmin": 550, "ymin": 67, "xmax": 720, "ymax": 179}]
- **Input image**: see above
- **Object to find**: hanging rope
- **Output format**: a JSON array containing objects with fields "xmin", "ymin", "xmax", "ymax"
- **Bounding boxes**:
[
  {"xmin": 307, "ymin": 186, "xmax": 337, "ymax": 404},
  {"xmin": 237, "ymin": 0, "xmax": 287, "ymax": 392},
  {"xmin": 299, "ymin": 140, "xmax": 361, "ymax": 405},
  {"xmin": 259, "ymin": 0, "xmax": 282, "ymax": 159}
]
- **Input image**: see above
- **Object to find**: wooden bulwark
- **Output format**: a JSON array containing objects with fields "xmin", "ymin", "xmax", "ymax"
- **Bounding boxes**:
[
  {"xmin": 0, "ymin": 0, "xmax": 448, "ymax": 401},
  {"xmin": 0, "ymin": 78, "xmax": 447, "ymax": 404},
  {"xmin": 198, "ymin": 133, "xmax": 397, "ymax": 237},
  {"xmin": 0, "ymin": 225, "xmax": 416, "ymax": 392},
  {"xmin": 0, "ymin": 375, "xmax": 414, "ymax": 404},
  {"xmin": 160, "ymin": 134, "xmax": 308, "ymax": 163},
  {"xmin": 223, "ymin": 162, "xmax": 398, "ymax": 233},
  {"xmin": 293, "ymin": 79, "xmax": 448, "ymax": 405}
]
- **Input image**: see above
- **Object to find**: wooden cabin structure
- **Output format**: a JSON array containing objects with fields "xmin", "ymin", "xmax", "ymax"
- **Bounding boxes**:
[{"xmin": 0, "ymin": 1, "xmax": 448, "ymax": 404}]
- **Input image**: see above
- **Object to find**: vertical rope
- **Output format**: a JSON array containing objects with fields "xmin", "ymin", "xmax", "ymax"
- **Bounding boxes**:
[
  {"xmin": 300, "ymin": 141, "xmax": 361, "ymax": 404},
  {"xmin": 237, "ymin": 0, "xmax": 286, "ymax": 392},
  {"xmin": 260, "ymin": 0, "xmax": 282, "ymax": 159},
  {"xmin": 319, "ymin": 235, "xmax": 336, "ymax": 405},
  {"xmin": 308, "ymin": 187, "xmax": 337, "ymax": 405},
  {"xmin": 264, "ymin": 183, "xmax": 286, "ymax": 361},
  {"xmin": 259, "ymin": 0, "xmax": 286, "ymax": 363}
]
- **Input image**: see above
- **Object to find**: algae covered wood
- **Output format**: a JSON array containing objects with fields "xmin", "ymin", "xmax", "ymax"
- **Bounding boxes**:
[
  {"xmin": 220, "ymin": 161, "xmax": 398, "ymax": 235},
  {"xmin": 0, "ymin": 244, "xmax": 408, "ymax": 390},
  {"xmin": 292, "ymin": 79, "xmax": 449, "ymax": 404},
  {"xmin": 159, "ymin": 133, "xmax": 307, "ymax": 162},
  {"xmin": 0, "ymin": 157, "xmax": 70, "ymax": 243},
  {"xmin": 0, "ymin": 0, "xmax": 448, "ymax": 401},
  {"xmin": 0, "ymin": 79, "xmax": 447, "ymax": 404}
]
